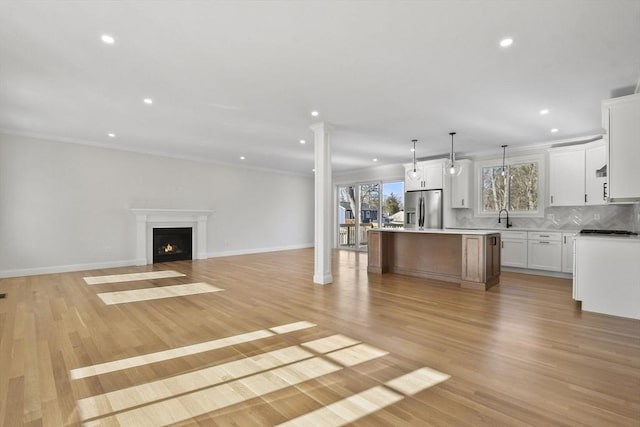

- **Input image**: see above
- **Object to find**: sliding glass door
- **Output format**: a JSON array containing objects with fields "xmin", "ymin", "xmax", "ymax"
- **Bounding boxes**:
[
  {"xmin": 337, "ymin": 185, "xmax": 357, "ymax": 248},
  {"xmin": 337, "ymin": 181, "xmax": 403, "ymax": 251},
  {"xmin": 357, "ymin": 183, "xmax": 379, "ymax": 249}
]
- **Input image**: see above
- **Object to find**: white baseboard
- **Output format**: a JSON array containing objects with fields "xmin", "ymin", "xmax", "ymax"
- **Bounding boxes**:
[
  {"xmin": 208, "ymin": 243, "xmax": 314, "ymax": 258},
  {"xmin": 502, "ymin": 266, "xmax": 573, "ymax": 279},
  {"xmin": 0, "ymin": 259, "xmax": 139, "ymax": 278},
  {"xmin": 0, "ymin": 244, "xmax": 315, "ymax": 278}
]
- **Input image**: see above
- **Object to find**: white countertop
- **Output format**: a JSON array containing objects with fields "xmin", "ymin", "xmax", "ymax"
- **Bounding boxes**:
[
  {"xmin": 446, "ymin": 227, "xmax": 581, "ymax": 234},
  {"xmin": 573, "ymin": 233, "xmax": 640, "ymax": 242},
  {"xmin": 371, "ymin": 228, "xmax": 499, "ymax": 235}
]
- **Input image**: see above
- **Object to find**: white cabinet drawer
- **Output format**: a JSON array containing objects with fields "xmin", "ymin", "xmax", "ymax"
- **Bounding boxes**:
[
  {"xmin": 528, "ymin": 231, "xmax": 561, "ymax": 241},
  {"xmin": 500, "ymin": 231, "xmax": 527, "ymax": 240}
]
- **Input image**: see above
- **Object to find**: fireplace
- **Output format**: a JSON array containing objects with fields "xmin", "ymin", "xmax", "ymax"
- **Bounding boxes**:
[
  {"xmin": 152, "ymin": 227, "xmax": 193, "ymax": 263},
  {"xmin": 131, "ymin": 209, "xmax": 212, "ymax": 265}
]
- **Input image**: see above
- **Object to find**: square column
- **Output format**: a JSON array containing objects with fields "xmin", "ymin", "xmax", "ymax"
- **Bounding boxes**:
[{"xmin": 310, "ymin": 122, "xmax": 333, "ymax": 284}]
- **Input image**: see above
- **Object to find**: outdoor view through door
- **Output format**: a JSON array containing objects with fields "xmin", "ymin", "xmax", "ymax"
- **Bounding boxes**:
[{"xmin": 337, "ymin": 181, "xmax": 404, "ymax": 250}]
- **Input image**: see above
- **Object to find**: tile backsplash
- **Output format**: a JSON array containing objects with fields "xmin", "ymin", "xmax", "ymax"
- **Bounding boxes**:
[{"xmin": 454, "ymin": 204, "xmax": 638, "ymax": 231}]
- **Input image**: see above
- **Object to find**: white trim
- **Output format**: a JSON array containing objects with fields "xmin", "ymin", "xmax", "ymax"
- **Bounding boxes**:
[
  {"xmin": 0, "ymin": 259, "xmax": 138, "ymax": 279},
  {"xmin": 502, "ymin": 266, "xmax": 572, "ymax": 279},
  {"xmin": 462, "ymin": 134, "xmax": 604, "ymax": 161},
  {"xmin": 131, "ymin": 209, "xmax": 213, "ymax": 265},
  {"xmin": 207, "ymin": 243, "xmax": 313, "ymax": 258},
  {"xmin": 474, "ymin": 153, "xmax": 546, "ymax": 218},
  {"xmin": 0, "ymin": 128, "xmax": 310, "ymax": 177}
]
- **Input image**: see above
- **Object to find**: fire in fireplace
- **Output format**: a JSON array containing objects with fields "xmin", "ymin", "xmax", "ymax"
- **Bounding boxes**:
[{"xmin": 152, "ymin": 227, "xmax": 192, "ymax": 263}]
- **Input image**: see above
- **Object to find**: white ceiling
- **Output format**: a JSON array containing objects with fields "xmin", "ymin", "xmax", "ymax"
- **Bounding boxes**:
[{"xmin": 1, "ymin": 1, "xmax": 639, "ymax": 175}]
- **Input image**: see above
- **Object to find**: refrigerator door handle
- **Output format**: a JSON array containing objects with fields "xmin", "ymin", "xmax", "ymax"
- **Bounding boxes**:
[{"xmin": 419, "ymin": 195, "xmax": 425, "ymax": 228}]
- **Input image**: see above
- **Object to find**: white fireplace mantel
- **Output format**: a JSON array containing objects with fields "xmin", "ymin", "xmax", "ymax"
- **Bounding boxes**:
[{"xmin": 131, "ymin": 208, "xmax": 213, "ymax": 265}]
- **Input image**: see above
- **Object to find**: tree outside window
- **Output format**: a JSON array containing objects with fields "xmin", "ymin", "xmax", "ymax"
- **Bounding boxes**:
[
  {"xmin": 359, "ymin": 183, "xmax": 379, "ymax": 224},
  {"xmin": 482, "ymin": 162, "xmax": 538, "ymax": 212}
]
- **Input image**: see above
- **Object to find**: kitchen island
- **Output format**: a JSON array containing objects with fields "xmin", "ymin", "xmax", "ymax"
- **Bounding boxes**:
[{"xmin": 368, "ymin": 228, "xmax": 501, "ymax": 290}]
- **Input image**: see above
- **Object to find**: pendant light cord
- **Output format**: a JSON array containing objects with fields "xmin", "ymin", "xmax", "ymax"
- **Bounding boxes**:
[
  {"xmin": 501, "ymin": 144, "xmax": 508, "ymax": 175},
  {"xmin": 449, "ymin": 132, "xmax": 456, "ymax": 164},
  {"xmin": 412, "ymin": 139, "xmax": 418, "ymax": 171}
]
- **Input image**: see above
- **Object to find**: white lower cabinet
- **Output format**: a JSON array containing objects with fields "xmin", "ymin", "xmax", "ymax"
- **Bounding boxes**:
[
  {"xmin": 561, "ymin": 232, "xmax": 575, "ymax": 273},
  {"xmin": 574, "ymin": 236, "xmax": 640, "ymax": 319},
  {"xmin": 493, "ymin": 229, "xmax": 575, "ymax": 274},
  {"xmin": 527, "ymin": 232, "xmax": 562, "ymax": 272},
  {"xmin": 500, "ymin": 231, "xmax": 528, "ymax": 268}
]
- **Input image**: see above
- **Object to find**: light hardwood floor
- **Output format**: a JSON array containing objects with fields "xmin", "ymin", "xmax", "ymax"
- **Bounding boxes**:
[{"xmin": 0, "ymin": 249, "xmax": 639, "ymax": 426}]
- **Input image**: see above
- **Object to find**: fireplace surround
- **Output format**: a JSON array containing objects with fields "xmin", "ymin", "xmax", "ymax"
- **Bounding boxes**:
[{"xmin": 131, "ymin": 209, "xmax": 212, "ymax": 265}]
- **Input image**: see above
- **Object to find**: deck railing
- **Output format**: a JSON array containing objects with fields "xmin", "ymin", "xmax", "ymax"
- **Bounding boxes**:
[{"xmin": 338, "ymin": 222, "xmax": 403, "ymax": 247}]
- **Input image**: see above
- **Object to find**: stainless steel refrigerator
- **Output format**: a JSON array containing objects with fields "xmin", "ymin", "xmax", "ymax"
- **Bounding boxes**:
[{"xmin": 404, "ymin": 189, "xmax": 443, "ymax": 229}]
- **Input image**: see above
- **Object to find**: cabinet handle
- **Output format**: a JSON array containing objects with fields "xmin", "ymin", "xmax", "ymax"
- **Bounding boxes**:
[
  {"xmin": 492, "ymin": 236, "xmax": 497, "ymax": 245},
  {"xmin": 461, "ymin": 198, "xmax": 464, "ymax": 206},
  {"xmin": 585, "ymin": 194, "xmax": 587, "ymax": 203},
  {"xmin": 550, "ymin": 195, "xmax": 554, "ymax": 204},
  {"xmin": 564, "ymin": 236, "xmax": 566, "ymax": 244},
  {"xmin": 501, "ymin": 241, "xmax": 504, "ymax": 248},
  {"xmin": 603, "ymin": 182, "xmax": 607, "ymax": 201},
  {"xmin": 539, "ymin": 241, "xmax": 550, "ymax": 244},
  {"xmin": 539, "ymin": 234, "xmax": 550, "ymax": 237}
]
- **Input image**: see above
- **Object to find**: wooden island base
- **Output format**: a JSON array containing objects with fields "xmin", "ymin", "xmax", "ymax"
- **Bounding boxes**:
[{"xmin": 368, "ymin": 229, "xmax": 501, "ymax": 291}]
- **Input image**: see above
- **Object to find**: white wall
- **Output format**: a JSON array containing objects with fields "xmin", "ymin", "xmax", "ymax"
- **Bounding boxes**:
[
  {"xmin": 0, "ymin": 134, "xmax": 314, "ymax": 277},
  {"xmin": 333, "ymin": 164, "xmax": 405, "ymax": 185}
]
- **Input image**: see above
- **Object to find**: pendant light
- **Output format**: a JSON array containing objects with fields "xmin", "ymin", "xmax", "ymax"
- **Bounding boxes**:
[
  {"xmin": 446, "ymin": 132, "xmax": 461, "ymax": 176},
  {"xmin": 406, "ymin": 139, "xmax": 422, "ymax": 181},
  {"xmin": 501, "ymin": 144, "xmax": 508, "ymax": 176}
]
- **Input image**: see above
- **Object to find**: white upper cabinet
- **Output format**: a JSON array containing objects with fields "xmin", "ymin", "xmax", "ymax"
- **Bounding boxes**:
[
  {"xmin": 549, "ymin": 147, "xmax": 585, "ymax": 206},
  {"xmin": 405, "ymin": 160, "xmax": 445, "ymax": 191},
  {"xmin": 450, "ymin": 159, "xmax": 472, "ymax": 208},
  {"xmin": 423, "ymin": 160, "xmax": 444, "ymax": 190},
  {"xmin": 548, "ymin": 140, "xmax": 607, "ymax": 207},
  {"xmin": 404, "ymin": 162, "xmax": 423, "ymax": 191},
  {"xmin": 603, "ymin": 93, "xmax": 640, "ymax": 203}
]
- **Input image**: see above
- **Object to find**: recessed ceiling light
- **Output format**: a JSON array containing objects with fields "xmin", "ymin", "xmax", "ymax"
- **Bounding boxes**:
[
  {"xmin": 551, "ymin": 128, "xmax": 559, "ymax": 133},
  {"xmin": 499, "ymin": 38, "xmax": 513, "ymax": 47},
  {"xmin": 310, "ymin": 111, "xmax": 319, "ymax": 117},
  {"xmin": 240, "ymin": 156, "xmax": 245, "ymax": 160},
  {"xmin": 299, "ymin": 139, "xmax": 306, "ymax": 144},
  {"xmin": 107, "ymin": 133, "xmax": 115, "ymax": 138},
  {"xmin": 372, "ymin": 158, "xmax": 378, "ymax": 162},
  {"xmin": 539, "ymin": 109, "xmax": 549, "ymax": 115},
  {"xmin": 101, "ymin": 34, "xmax": 115, "ymax": 44},
  {"xmin": 143, "ymin": 98, "xmax": 153, "ymax": 105}
]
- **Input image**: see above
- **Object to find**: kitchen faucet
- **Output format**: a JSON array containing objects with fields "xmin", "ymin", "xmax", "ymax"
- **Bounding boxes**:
[{"xmin": 498, "ymin": 209, "xmax": 512, "ymax": 228}]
